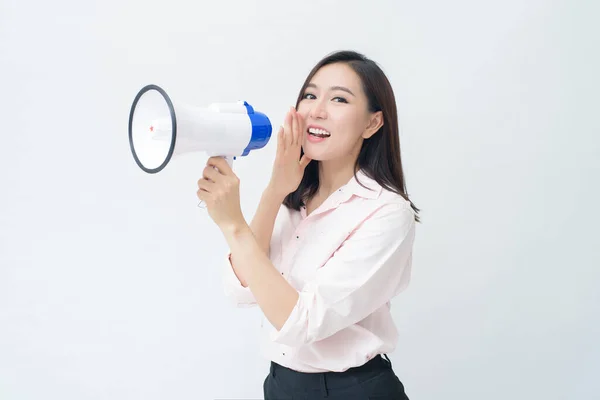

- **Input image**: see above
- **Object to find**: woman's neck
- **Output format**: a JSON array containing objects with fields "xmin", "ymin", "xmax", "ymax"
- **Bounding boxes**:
[{"xmin": 317, "ymin": 159, "xmax": 358, "ymax": 198}]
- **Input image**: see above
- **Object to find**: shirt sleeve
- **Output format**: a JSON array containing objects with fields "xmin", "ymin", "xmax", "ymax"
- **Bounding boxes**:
[
  {"xmin": 221, "ymin": 204, "xmax": 286, "ymax": 308},
  {"xmin": 222, "ymin": 253, "xmax": 257, "ymax": 308},
  {"xmin": 269, "ymin": 202, "xmax": 416, "ymax": 346}
]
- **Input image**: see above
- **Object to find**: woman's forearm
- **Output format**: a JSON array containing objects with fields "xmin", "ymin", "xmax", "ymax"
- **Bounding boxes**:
[
  {"xmin": 248, "ymin": 185, "xmax": 286, "ymax": 255},
  {"xmin": 230, "ymin": 185, "xmax": 286, "ymax": 287},
  {"xmin": 223, "ymin": 222, "xmax": 299, "ymax": 330}
]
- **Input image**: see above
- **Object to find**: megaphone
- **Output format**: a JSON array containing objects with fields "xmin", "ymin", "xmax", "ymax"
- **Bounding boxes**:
[{"xmin": 128, "ymin": 84, "xmax": 272, "ymax": 174}]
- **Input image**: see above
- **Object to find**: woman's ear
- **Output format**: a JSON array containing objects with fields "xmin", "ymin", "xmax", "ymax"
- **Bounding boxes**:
[{"xmin": 362, "ymin": 111, "xmax": 384, "ymax": 139}]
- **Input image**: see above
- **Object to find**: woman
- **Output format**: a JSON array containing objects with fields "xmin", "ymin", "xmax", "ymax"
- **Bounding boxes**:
[{"xmin": 197, "ymin": 50, "xmax": 420, "ymax": 399}]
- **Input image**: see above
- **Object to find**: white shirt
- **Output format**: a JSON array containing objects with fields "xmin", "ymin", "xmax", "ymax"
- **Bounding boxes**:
[{"xmin": 222, "ymin": 169, "xmax": 416, "ymax": 373}]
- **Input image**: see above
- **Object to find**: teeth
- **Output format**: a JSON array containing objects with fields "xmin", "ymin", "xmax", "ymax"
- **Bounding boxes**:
[{"xmin": 308, "ymin": 127, "xmax": 331, "ymax": 137}]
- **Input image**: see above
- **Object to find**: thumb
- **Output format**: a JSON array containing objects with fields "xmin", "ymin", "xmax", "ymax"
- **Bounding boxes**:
[{"xmin": 299, "ymin": 154, "xmax": 312, "ymax": 169}]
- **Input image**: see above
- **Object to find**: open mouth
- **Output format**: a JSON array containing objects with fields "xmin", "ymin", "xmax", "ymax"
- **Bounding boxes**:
[{"xmin": 307, "ymin": 127, "xmax": 331, "ymax": 138}]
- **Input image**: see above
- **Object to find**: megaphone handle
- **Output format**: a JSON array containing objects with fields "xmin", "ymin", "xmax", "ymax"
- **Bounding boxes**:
[{"xmin": 197, "ymin": 156, "xmax": 235, "ymax": 208}]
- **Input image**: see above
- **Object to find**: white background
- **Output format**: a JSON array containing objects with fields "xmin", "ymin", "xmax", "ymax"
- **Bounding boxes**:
[{"xmin": 1, "ymin": 0, "xmax": 598, "ymax": 399}]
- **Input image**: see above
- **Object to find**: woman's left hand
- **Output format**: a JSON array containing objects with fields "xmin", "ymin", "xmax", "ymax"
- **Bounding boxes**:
[{"xmin": 196, "ymin": 157, "xmax": 246, "ymax": 233}]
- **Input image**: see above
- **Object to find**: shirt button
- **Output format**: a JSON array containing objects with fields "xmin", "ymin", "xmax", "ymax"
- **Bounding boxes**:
[{"xmin": 296, "ymin": 236, "xmax": 299, "ymax": 239}]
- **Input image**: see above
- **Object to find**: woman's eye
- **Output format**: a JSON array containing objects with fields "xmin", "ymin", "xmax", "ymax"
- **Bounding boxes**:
[
  {"xmin": 303, "ymin": 93, "xmax": 316, "ymax": 100},
  {"xmin": 333, "ymin": 97, "xmax": 348, "ymax": 103}
]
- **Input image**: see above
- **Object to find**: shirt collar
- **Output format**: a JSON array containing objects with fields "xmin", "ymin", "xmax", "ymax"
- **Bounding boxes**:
[
  {"xmin": 299, "ymin": 170, "xmax": 383, "ymax": 219},
  {"xmin": 343, "ymin": 169, "xmax": 382, "ymax": 200}
]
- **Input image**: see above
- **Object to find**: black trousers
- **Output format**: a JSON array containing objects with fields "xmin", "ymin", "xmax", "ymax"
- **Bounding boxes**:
[{"xmin": 263, "ymin": 354, "xmax": 409, "ymax": 400}]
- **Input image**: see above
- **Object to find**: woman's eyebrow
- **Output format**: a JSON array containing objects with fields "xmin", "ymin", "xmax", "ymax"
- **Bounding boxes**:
[{"xmin": 306, "ymin": 83, "xmax": 355, "ymax": 97}]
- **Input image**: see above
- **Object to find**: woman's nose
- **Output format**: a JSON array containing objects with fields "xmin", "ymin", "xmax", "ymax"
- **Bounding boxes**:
[{"xmin": 309, "ymin": 100, "xmax": 327, "ymax": 120}]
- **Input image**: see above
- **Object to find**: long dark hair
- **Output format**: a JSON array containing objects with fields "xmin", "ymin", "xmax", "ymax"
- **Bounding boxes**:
[{"xmin": 283, "ymin": 50, "xmax": 421, "ymax": 223}]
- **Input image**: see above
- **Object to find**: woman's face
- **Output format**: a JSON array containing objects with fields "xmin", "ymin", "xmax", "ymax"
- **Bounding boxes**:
[{"xmin": 296, "ymin": 62, "xmax": 382, "ymax": 162}]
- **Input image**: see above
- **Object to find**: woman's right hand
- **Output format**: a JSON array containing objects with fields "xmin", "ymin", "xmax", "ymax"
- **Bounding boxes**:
[{"xmin": 267, "ymin": 106, "xmax": 312, "ymax": 198}]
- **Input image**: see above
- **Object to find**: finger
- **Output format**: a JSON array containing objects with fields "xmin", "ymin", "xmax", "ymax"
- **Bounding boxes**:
[
  {"xmin": 299, "ymin": 154, "xmax": 312, "ymax": 169},
  {"xmin": 207, "ymin": 156, "xmax": 233, "ymax": 176},
  {"xmin": 202, "ymin": 165, "xmax": 220, "ymax": 182},
  {"xmin": 283, "ymin": 110, "xmax": 292, "ymax": 148},
  {"xmin": 197, "ymin": 177, "xmax": 216, "ymax": 192},
  {"xmin": 276, "ymin": 125, "xmax": 284, "ymax": 154},
  {"xmin": 297, "ymin": 112, "xmax": 306, "ymax": 143},
  {"xmin": 292, "ymin": 107, "xmax": 299, "ymax": 146},
  {"xmin": 196, "ymin": 188, "xmax": 209, "ymax": 202}
]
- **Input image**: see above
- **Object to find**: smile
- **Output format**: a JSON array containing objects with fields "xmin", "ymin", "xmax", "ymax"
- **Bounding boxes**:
[{"xmin": 307, "ymin": 127, "xmax": 331, "ymax": 138}]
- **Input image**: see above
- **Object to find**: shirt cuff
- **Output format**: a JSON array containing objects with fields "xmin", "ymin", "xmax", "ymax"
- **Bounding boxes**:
[
  {"xmin": 222, "ymin": 253, "xmax": 256, "ymax": 307},
  {"xmin": 269, "ymin": 290, "xmax": 313, "ymax": 346}
]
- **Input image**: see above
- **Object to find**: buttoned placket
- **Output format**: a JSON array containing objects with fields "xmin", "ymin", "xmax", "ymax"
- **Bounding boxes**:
[
  {"xmin": 280, "ymin": 187, "xmax": 353, "ymax": 278},
  {"xmin": 273, "ymin": 186, "xmax": 358, "ymax": 359},
  {"xmin": 281, "ymin": 211, "xmax": 310, "ymax": 277}
]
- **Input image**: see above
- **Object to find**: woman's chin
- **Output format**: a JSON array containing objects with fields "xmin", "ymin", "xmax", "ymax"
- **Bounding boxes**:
[
  {"xmin": 303, "ymin": 148, "xmax": 325, "ymax": 161},
  {"xmin": 303, "ymin": 147, "xmax": 352, "ymax": 165},
  {"xmin": 302, "ymin": 142, "xmax": 330, "ymax": 161}
]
